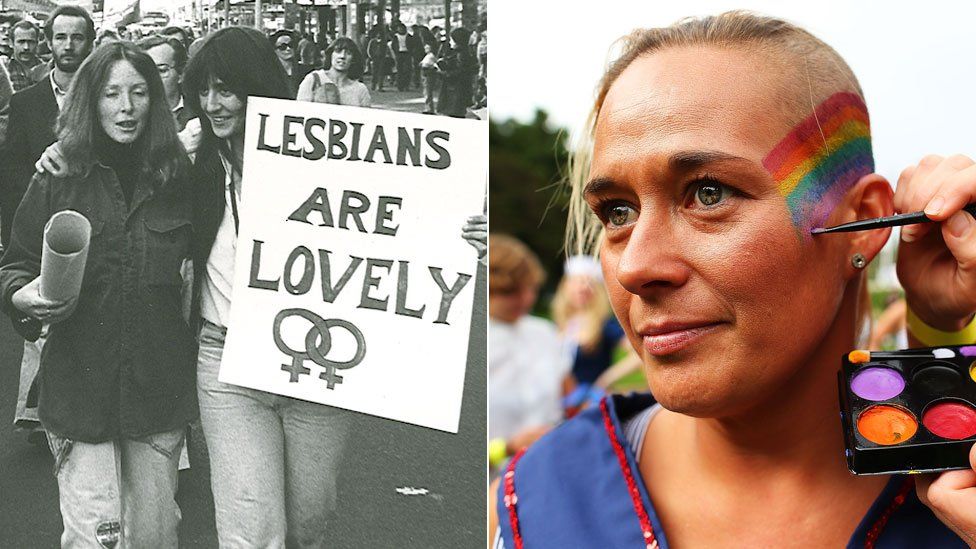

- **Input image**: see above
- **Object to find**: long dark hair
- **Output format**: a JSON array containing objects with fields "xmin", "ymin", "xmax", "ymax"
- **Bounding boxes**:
[
  {"xmin": 57, "ymin": 41, "xmax": 187, "ymax": 183},
  {"xmin": 182, "ymin": 26, "xmax": 293, "ymax": 157},
  {"xmin": 322, "ymin": 37, "xmax": 364, "ymax": 80}
]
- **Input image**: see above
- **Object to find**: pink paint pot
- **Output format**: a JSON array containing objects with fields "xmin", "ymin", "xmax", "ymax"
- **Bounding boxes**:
[{"xmin": 922, "ymin": 400, "xmax": 976, "ymax": 441}]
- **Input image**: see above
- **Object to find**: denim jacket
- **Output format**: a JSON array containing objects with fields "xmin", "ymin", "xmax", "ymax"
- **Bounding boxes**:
[{"xmin": 0, "ymin": 163, "xmax": 198, "ymax": 442}]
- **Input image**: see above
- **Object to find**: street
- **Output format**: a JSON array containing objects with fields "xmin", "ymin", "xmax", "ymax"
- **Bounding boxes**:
[{"xmin": 0, "ymin": 263, "xmax": 486, "ymax": 547}]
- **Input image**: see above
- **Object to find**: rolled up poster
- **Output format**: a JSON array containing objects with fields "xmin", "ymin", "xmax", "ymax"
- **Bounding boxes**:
[{"xmin": 40, "ymin": 210, "xmax": 91, "ymax": 301}]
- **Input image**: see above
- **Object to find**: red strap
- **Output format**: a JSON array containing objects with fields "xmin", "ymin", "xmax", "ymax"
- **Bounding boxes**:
[
  {"xmin": 510, "ymin": 396, "xmax": 908, "ymax": 549},
  {"xmin": 600, "ymin": 397, "xmax": 659, "ymax": 549},
  {"xmin": 503, "ymin": 448, "xmax": 527, "ymax": 549},
  {"xmin": 864, "ymin": 476, "xmax": 914, "ymax": 548}
]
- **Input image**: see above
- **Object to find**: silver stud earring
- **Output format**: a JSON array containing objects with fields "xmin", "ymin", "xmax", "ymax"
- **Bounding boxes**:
[{"xmin": 852, "ymin": 253, "xmax": 867, "ymax": 269}]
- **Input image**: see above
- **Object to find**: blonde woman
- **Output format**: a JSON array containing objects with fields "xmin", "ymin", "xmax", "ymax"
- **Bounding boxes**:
[
  {"xmin": 551, "ymin": 255, "xmax": 640, "ymax": 409},
  {"xmin": 490, "ymin": 12, "xmax": 976, "ymax": 547}
]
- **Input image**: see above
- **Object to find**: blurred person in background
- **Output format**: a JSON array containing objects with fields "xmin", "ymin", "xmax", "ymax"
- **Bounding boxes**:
[
  {"xmin": 160, "ymin": 25, "xmax": 190, "ymax": 50},
  {"xmin": 0, "ymin": 14, "xmax": 17, "ymax": 60},
  {"xmin": 552, "ymin": 255, "xmax": 642, "ymax": 413},
  {"xmin": 389, "ymin": 22, "xmax": 415, "ymax": 92},
  {"xmin": 0, "ymin": 58, "xmax": 10, "ymax": 115},
  {"xmin": 366, "ymin": 26, "xmax": 393, "ymax": 92},
  {"xmin": 410, "ymin": 24, "xmax": 426, "ymax": 89},
  {"xmin": 6, "ymin": 20, "xmax": 42, "ymax": 92},
  {"xmin": 869, "ymin": 294, "xmax": 908, "ymax": 350},
  {"xmin": 298, "ymin": 31, "xmax": 319, "ymax": 67},
  {"xmin": 270, "ymin": 29, "xmax": 312, "ymax": 97},
  {"xmin": 436, "ymin": 27, "xmax": 476, "ymax": 118},
  {"xmin": 488, "ymin": 234, "xmax": 570, "ymax": 473},
  {"xmin": 419, "ymin": 42, "xmax": 438, "ymax": 114},
  {"xmin": 137, "ymin": 35, "xmax": 193, "ymax": 130}
]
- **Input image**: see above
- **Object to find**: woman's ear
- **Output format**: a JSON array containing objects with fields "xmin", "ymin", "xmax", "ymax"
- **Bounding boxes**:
[{"xmin": 830, "ymin": 173, "xmax": 894, "ymax": 274}]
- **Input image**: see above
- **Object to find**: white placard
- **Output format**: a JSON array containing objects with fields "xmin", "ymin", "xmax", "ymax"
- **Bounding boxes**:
[{"xmin": 218, "ymin": 97, "xmax": 486, "ymax": 433}]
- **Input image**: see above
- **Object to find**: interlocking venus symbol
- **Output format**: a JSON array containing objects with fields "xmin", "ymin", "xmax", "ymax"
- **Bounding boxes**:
[{"xmin": 272, "ymin": 308, "xmax": 366, "ymax": 389}]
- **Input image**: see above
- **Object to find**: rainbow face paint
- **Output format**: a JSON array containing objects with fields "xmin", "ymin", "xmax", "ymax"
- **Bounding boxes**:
[
  {"xmin": 762, "ymin": 91, "xmax": 874, "ymax": 232},
  {"xmin": 839, "ymin": 345, "xmax": 976, "ymax": 474}
]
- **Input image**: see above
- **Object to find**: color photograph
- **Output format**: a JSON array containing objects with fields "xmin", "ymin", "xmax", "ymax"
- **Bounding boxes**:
[{"xmin": 489, "ymin": 1, "xmax": 976, "ymax": 547}]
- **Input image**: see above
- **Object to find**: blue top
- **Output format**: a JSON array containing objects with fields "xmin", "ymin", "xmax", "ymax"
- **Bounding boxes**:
[
  {"xmin": 571, "ymin": 317, "xmax": 625, "ymax": 385},
  {"xmin": 496, "ymin": 393, "xmax": 966, "ymax": 549}
]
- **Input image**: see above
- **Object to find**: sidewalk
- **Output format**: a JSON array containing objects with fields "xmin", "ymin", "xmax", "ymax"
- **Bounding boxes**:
[{"xmin": 370, "ymin": 86, "xmax": 436, "ymax": 114}]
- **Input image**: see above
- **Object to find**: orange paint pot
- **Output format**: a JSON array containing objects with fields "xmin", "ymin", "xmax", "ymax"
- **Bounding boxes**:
[{"xmin": 856, "ymin": 405, "xmax": 918, "ymax": 446}]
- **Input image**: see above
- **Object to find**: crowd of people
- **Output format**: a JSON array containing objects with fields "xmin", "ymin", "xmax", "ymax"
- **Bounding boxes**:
[
  {"xmin": 361, "ymin": 19, "xmax": 486, "ymax": 116},
  {"xmin": 488, "ymin": 236, "xmax": 640, "ymax": 474},
  {"xmin": 0, "ymin": 4, "xmax": 486, "ymax": 547}
]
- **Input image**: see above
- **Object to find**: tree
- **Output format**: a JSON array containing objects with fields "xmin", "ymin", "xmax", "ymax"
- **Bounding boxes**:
[{"xmin": 489, "ymin": 110, "xmax": 571, "ymax": 298}]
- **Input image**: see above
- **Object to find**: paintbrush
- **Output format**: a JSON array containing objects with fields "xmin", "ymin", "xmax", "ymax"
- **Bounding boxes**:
[
  {"xmin": 848, "ymin": 348, "xmax": 957, "ymax": 364},
  {"xmin": 811, "ymin": 203, "xmax": 976, "ymax": 234}
]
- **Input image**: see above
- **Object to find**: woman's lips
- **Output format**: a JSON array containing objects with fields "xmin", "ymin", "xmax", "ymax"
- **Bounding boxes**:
[{"xmin": 641, "ymin": 322, "xmax": 723, "ymax": 356}]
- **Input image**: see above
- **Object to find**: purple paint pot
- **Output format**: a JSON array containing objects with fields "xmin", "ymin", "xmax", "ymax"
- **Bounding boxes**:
[{"xmin": 850, "ymin": 367, "xmax": 905, "ymax": 401}]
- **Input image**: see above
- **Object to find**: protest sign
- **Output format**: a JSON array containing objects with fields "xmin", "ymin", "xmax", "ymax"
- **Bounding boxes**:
[{"xmin": 218, "ymin": 97, "xmax": 486, "ymax": 433}]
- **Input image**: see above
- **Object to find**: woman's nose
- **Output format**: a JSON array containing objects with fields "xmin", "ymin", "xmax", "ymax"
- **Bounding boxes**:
[
  {"xmin": 612, "ymin": 215, "xmax": 691, "ymax": 296},
  {"xmin": 119, "ymin": 92, "xmax": 133, "ymax": 112},
  {"xmin": 203, "ymin": 90, "xmax": 220, "ymax": 112}
]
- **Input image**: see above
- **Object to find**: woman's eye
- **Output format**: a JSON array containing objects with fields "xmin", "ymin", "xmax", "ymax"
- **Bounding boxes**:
[
  {"xmin": 693, "ymin": 181, "xmax": 728, "ymax": 208},
  {"xmin": 605, "ymin": 204, "xmax": 638, "ymax": 227}
]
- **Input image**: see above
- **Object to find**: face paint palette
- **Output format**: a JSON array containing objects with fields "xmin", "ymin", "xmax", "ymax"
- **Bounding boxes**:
[{"xmin": 838, "ymin": 344, "xmax": 976, "ymax": 475}]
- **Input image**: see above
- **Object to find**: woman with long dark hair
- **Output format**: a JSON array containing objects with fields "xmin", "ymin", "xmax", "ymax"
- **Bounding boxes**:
[
  {"xmin": 181, "ymin": 26, "xmax": 352, "ymax": 547},
  {"xmin": 296, "ymin": 36, "xmax": 371, "ymax": 106},
  {"xmin": 0, "ymin": 41, "xmax": 194, "ymax": 548}
]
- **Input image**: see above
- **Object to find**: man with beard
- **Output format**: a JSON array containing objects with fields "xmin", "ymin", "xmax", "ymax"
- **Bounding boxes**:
[
  {"xmin": 0, "ymin": 5, "xmax": 93, "ymax": 244},
  {"xmin": 6, "ymin": 20, "xmax": 43, "ymax": 92},
  {"xmin": 0, "ymin": 4, "xmax": 94, "ymax": 446}
]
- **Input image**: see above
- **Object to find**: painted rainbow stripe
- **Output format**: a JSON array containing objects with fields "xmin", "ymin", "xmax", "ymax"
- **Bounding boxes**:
[{"xmin": 762, "ymin": 91, "xmax": 874, "ymax": 231}]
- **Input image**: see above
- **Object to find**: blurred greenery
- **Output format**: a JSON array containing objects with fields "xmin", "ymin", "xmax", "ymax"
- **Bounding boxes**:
[{"xmin": 489, "ymin": 110, "xmax": 571, "ymax": 300}]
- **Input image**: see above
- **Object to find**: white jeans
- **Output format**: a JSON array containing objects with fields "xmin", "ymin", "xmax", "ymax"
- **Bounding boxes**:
[
  {"xmin": 197, "ymin": 320, "xmax": 352, "ymax": 549},
  {"xmin": 46, "ymin": 428, "xmax": 184, "ymax": 548}
]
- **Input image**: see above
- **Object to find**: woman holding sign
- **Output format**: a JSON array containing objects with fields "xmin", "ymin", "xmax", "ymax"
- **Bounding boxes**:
[
  {"xmin": 182, "ymin": 26, "xmax": 355, "ymax": 548},
  {"xmin": 0, "ymin": 41, "xmax": 195, "ymax": 547}
]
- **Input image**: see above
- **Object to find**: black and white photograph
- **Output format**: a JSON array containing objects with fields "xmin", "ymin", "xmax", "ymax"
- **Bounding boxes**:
[{"xmin": 0, "ymin": 0, "xmax": 488, "ymax": 547}]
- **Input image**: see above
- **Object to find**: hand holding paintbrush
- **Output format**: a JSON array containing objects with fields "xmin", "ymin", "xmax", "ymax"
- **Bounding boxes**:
[
  {"xmin": 811, "ymin": 203, "xmax": 976, "ymax": 234},
  {"xmin": 852, "ymin": 156, "xmax": 976, "ymax": 335}
]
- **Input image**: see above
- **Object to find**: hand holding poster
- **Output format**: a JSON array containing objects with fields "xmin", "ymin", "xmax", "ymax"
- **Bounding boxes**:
[
  {"xmin": 219, "ymin": 97, "xmax": 487, "ymax": 433},
  {"xmin": 40, "ymin": 210, "xmax": 92, "ymax": 301}
]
